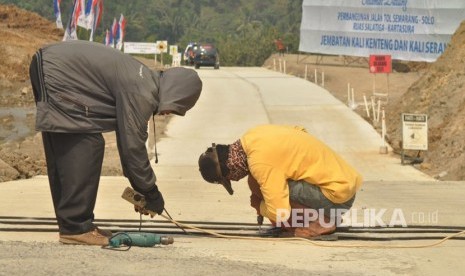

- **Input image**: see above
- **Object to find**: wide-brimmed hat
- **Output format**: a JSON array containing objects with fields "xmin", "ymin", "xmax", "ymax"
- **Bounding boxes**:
[{"xmin": 198, "ymin": 143, "xmax": 233, "ymax": 195}]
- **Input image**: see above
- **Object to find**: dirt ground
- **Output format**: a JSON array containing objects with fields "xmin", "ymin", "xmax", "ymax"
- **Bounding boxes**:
[{"xmin": 1, "ymin": 4, "xmax": 465, "ymax": 182}]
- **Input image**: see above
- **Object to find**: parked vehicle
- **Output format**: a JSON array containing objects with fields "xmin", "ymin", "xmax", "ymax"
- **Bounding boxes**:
[{"xmin": 193, "ymin": 44, "xmax": 220, "ymax": 69}]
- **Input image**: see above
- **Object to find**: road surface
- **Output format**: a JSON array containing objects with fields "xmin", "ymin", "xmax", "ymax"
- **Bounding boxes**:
[{"xmin": 0, "ymin": 67, "xmax": 464, "ymax": 276}]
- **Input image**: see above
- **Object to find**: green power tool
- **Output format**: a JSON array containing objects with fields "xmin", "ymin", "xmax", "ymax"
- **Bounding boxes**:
[{"xmin": 108, "ymin": 232, "xmax": 174, "ymax": 248}]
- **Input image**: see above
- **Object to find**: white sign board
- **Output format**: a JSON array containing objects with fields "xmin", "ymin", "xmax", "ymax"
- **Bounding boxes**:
[
  {"xmin": 169, "ymin": 45, "xmax": 178, "ymax": 55},
  {"xmin": 299, "ymin": 0, "xmax": 465, "ymax": 62},
  {"xmin": 402, "ymin": 113, "xmax": 428, "ymax": 150},
  {"xmin": 156, "ymin": 40, "xmax": 168, "ymax": 54},
  {"xmin": 124, "ymin": 42, "xmax": 157, "ymax": 54}
]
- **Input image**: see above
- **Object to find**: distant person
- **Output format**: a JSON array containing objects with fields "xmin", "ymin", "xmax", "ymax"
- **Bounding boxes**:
[
  {"xmin": 198, "ymin": 125, "xmax": 363, "ymax": 238},
  {"xmin": 29, "ymin": 40, "xmax": 202, "ymax": 245},
  {"xmin": 275, "ymin": 38, "xmax": 285, "ymax": 56}
]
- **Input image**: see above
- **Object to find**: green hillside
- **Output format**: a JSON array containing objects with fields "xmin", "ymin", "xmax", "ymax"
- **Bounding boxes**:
[{"xmin": 0, "ymin": 0, "xmax": 302, "ymax": 66}]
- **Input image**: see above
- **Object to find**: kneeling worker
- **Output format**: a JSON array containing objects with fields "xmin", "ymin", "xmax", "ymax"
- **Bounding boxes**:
[{"xmin": 198, "ymin": 124, "xmax": 363, "ymax": 238}]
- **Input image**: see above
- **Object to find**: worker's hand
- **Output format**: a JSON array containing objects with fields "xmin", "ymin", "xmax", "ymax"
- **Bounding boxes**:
[
  {"xmin": 144, "ymin": 191, "xmax": 165, "ymax": 215},
  {"xmin": 248, "ymin": 176, "xmax": 263, "ymax": 215},
  {"xmin": 136, "ymin": 185, "xmax": 165, "ymax": 216},
  {"xmin": 250, "ymin": 194, "xmax": 261, "ymax": 215},
  {"xmin": 134, "ymin": 205, "xmax": 156, "ymax": 218},
  {"xmin": 247, "ymin": 175, "xmax": 263, "ymax": 199}
]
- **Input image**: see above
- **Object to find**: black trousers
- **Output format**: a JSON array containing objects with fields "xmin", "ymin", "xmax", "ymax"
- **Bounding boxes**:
[{"xmin": 42, "ymin": 132, "xmax": 105, "ymax": 234}]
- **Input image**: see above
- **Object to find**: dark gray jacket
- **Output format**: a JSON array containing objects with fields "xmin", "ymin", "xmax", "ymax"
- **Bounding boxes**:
[{"xmin": 35, "ymin": 40, "xmax": 202, "ymax": 192}]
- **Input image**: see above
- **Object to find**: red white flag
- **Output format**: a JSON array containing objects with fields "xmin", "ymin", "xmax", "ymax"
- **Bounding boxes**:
[
  {"xmin": 110, "ymin": 18, "xmax": 118, "ymax": 48},
  {"xmin": 104, "ymin": 29, "xmax": 110, "ymax": 46},
  {"xmin": 63, "ymin": 0, "xmax": 81, "ymax": 41},
  {"xmin": 77, "ymin": 0, "xmax": 87, "ymax": 28},
  {"xmin": 89, "ymin": 0, "xmax": 104, "ymax": 41},
  {"xmin": 116, "ymin": 14, "xmax": 126, "ymax": 50}
]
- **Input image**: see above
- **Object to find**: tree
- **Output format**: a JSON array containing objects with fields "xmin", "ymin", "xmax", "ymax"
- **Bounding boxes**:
[{"xmin": 2, "ymin": 0, "xmax": 304, "ymax": 66}]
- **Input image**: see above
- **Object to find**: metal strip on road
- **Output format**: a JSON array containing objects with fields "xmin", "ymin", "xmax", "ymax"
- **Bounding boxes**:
[{"xmin": 1, "ymin": 216, "xmax": 464, "ymax": 241}]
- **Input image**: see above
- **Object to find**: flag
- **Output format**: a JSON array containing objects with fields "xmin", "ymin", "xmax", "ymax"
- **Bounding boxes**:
[
  {"xmin": 77, "ymin": 0, "xmax": 87, "ymax": 28},
  {"xmin": 63, "ymin": 0, "xmax": 82, "ymax": 41},
  {"xmin": 84, "ymin": 0, "xmax": 93, "ymax": 29},
  {"xmin": 53, "ymin": 0, "xmax": 63, "ymax": 29},
  {"xmin": 109, "ymin": 29, "xmax": 114, "ymax": 47},
  {"xmin": 89, "ymin": 0, "xmax": 103, "ymax": 42},
  {"xmin": 104, "ymin": 29, "xmax": 110, "ymax": 46},
  {"xmin": 115, "ymin": 14, "xmax": 126, "ymax": 50},
  {"xmin": 110, "ymin": 17, "xmax": 118, "ymax": 48},
  {"xmin": 93, "ymin": 0, "xmax": 103, "ymax": 29}
]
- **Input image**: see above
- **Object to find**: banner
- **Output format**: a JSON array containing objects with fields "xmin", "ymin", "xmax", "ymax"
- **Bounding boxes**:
[
  {"xmin": 124, "ymin": 42, "xmax": 158, "ymax": 54},
  {"xmin": 299, "ymin": 0, "xmax": 465, "ymax": 62}
]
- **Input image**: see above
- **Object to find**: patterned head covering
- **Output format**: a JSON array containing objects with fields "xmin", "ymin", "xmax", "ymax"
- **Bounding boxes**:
[{"xmin": 226, "ymin": 140, "xmax": 249, "ymax": 181}]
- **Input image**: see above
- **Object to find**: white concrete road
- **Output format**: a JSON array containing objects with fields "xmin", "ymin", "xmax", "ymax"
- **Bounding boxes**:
[{"xmin": 1, "ymin": 67, "xmax": 464, "ymax": 276}]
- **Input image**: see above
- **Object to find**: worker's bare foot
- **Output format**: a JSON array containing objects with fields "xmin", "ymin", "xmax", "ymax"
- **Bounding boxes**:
[
  {"xmin": 294, "ymin": 220, "xmax": 336, "ymax": 238},
  {"xmin": 278, "ymin": 227, "xmax": 296, "ymax": 238}
]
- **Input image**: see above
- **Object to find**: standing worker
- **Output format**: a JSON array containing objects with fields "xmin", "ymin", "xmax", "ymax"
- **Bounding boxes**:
[
  {"xmin": 29, "ymin": 40, "xmax": 202, "ymax": 245},
  {"xmin": 198, "ymin": 125, "xmax": 362, "ymax": 238}
]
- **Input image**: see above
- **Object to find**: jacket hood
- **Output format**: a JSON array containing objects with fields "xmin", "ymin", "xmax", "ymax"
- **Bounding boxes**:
[{"xmin": 156, "ymin": 67, "xmax": 202, "ymax": 116}]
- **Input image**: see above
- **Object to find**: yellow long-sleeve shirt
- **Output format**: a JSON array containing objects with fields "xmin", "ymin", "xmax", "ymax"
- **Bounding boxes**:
[{"xmin": 240, "ymin": 125, "xmax": 363, "ymax": 222}]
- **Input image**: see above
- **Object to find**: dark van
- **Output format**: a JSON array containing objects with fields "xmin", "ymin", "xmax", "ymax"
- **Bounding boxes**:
[{"xmin": 193, "ymin": 44, "xmax": 220, "ymax": 69}]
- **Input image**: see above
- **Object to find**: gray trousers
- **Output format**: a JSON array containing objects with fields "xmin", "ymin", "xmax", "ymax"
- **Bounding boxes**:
[
  {"xmin": 42, "ymin": 132, "xmax": 104, "ymax": 235},
  {"xmin": 288, "ymin": 180, "xmax": 355, "ymax": 218}
]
